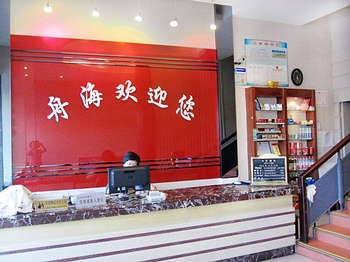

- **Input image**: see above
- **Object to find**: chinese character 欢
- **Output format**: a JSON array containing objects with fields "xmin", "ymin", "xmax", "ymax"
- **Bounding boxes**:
[
  {"xmin": 176, "ymin": 94, "xmax": 195, "ymax": 121},
  {"xmin": 147, "ymin": 86, "xmax": 168, "ymax": 108},
  {"xmin": 47, "ymin": 96, "xmax": 69, "ymax": 122},
  {"xmin": 116, "ymin": 80, "xmax": 138, "ymax": 102},
  {"xmin": 80, "ymin": 82, "xmax": 103, "ymax": 108}
]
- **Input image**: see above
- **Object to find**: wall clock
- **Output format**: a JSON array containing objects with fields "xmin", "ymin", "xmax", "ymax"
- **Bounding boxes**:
[{"xmin": 291, "ymin": 68, "xmax": 303, "ymax": 86}]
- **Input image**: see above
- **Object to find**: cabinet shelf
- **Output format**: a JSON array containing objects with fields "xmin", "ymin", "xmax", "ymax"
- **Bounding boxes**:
[
  {"xmin": 288, "ymin": 124, "xmax": 313, "ymax": 126},
  {"xmin": 256, "ymin": 123, "xmax": 285, "ymax": 125},
  {"xmin": 289, "ymin": 154, "xmax": 314, "ymax": 157},
  {"xmin": 246, "ymin": 87, "xmax": 318, "ymax": 183},
  {"xmin": 256, "ymin": 131, "xmax": 282, "ymax": 134},
  {"xmin": 289, "ymin": 138, "xmax": 313, "ymax": 141},
  {"xmin": 289, "ymin": 169, "xmax": 307, "ymax": 172},
  {"xmin": 255, "ymin": 139, "xmax": 285, "ymax": 142},
  {"xmin": 287, "ymin": 109, "xmax": 315, "ymax": 112},
  {"xmin": 256, "ymin": 109, "xmax": 283, "ymax": 112}
]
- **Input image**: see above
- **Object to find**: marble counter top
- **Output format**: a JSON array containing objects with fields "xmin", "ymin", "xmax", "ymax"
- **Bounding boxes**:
[{"xmin": 0, "ymin": 184, "xmax": 299, "ymax": 229}]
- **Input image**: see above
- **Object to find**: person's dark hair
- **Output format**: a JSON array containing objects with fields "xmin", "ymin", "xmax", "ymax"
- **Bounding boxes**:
[{"xmin": 123, "ymin": 151, "xmax": 140, "ymax": 165}]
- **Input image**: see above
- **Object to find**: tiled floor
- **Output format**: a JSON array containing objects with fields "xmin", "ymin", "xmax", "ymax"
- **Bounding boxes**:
[{"xmin": 265, "ymin": 254, "xmax": 316, "ymax": 261}]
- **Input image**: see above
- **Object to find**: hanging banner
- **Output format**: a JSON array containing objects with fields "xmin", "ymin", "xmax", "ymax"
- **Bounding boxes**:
[{"xmin": 245, "ymin": 39, "xmax": 288, "ymax": 87}]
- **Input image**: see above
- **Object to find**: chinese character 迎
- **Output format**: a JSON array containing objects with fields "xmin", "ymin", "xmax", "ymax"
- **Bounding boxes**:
[
  {"xmin": 147, "ymin": 86, "xmax": 168, "ymax": 108},
  {"xmin": 80, "ymin": 82, "xmax": 103, "ymax": 108},
  {"xmin": 176, "ymin": 94, "xmax": 195, "ymax": 121},
  {"xmin": 116, "ymin": 80, "xmax": 138, "ymax": 102},
  {"xmin": 47, "ymin": 96, "xmax": 69, "ymax": 122}
]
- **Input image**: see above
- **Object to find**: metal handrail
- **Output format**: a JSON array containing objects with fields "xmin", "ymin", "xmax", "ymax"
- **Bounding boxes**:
[{"xmin": 298, "ymin": 132, "xmax": 350, "ymax": 243}]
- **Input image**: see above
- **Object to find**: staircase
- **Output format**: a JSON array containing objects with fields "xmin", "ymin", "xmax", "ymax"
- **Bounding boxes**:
[{"xmin": 296, "ymin": 198, "xmax": 350, "ymax": 261}]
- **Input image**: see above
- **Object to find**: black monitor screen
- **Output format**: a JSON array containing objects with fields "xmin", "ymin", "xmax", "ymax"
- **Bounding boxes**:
[{"xmin": 107, "ymin": 165, "xmax": 150, "ymax": 195}]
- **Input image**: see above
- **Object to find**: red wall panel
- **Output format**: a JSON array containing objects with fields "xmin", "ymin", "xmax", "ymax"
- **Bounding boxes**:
[{"xmin": 11, "ymin": 35, "xmax": 220, "ymax": 191}]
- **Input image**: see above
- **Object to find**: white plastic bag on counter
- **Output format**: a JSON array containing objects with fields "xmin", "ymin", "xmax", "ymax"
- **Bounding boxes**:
[{"xmin": 0, "ymin": 185, "xmax": 33, "ymax": 217}]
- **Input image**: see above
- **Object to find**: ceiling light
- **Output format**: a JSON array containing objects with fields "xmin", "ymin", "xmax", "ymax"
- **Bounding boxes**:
[
  {"xmin": 170, "ymin": 19, "xmax": 178, "ymax": 28},
  {"xmin": 135, "ymin": 12, "xmax": 142, "ymax": 22},
  {"xmin": 44, "ymin": 1, "xmax": 52, "ymax": 13},
  {"xmin": 210, "ymin": 23, "xmax": 216, "ymax": 30},
  {"xmin": 135, "ymin": 0, "xmax": 142, "ymax": 22},
  {"xmin": 92, "ymin": 8, "xmax": 100, "ymax": 17},
  {"xmin": 170, "ymin": 0, "xmax": 178, "ymax": 28},
  {"xmin": 92, "ymin": 0, "xmax": 100, "ymax": 17}
]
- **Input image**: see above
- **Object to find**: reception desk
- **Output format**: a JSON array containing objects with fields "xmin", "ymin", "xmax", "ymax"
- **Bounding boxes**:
[{"xmin": 0, "ymin": 183, "xmax": 298, "ymax": 261}]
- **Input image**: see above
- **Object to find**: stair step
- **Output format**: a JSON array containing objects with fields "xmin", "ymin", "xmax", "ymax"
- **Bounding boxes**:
[
  {"xmin": 297, "ymin": 240, "xmax": 350, "ymax": 262},
  {"xmin": 331, "ymin": 210, "xmax": 350, "ymax": 229},
  {"xmin": 315, "ymin": 224, "xmax": 350, "ymax": 250}
]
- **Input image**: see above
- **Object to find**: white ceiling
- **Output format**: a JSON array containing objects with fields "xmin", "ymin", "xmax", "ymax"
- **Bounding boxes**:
[
  {"xmin": 194, "ymin": 0, "xmax": 350, "ymax": 26},
  {"xmin": 1, "ymin": 0, "xmax": 350, "ymax": 47}
]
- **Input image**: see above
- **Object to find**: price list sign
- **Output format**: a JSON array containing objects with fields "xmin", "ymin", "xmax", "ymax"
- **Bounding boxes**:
[
  {"xmin": 244, "ymin": 39, "xmax": 289, "ymax": 87},
  {"xmin": 251, "ymin": 157, "xmax": 288, "ymax": 185}
]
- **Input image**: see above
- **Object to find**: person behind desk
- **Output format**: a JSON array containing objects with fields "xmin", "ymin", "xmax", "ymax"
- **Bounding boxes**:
[{"xmin": 123, "ymin": 151, "xmax": 157, "ymax": 191}]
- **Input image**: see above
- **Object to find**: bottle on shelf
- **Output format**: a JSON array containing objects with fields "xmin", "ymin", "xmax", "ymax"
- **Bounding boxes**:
[{"xmin": 287, "ymin": 115, "xmax": 294, "ymax": 124}]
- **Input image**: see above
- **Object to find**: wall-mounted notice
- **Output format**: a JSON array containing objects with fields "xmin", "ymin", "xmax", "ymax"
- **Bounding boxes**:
[
  {"xmin": 245, "ymin": 39, "xmax": 288, "ymax": 87},
  {"xmin": 234, "ymin": 67, "xmax": 247, "ymax": 86},
  {"xmin": 251, "ymin": 156, "xmax": 288, "ymax": 185}
]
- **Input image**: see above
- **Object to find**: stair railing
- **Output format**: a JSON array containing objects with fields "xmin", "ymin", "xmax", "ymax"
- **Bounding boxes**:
[{"xmin": 298, "ymin": 132, "xmax": 350, "ymax": 243}]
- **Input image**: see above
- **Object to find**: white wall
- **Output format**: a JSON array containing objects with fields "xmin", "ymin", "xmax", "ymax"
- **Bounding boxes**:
[
  {"xmin": 331, "ymin": 6, "xmax": 350, "ymax": 145},
  {"xmin": 233, "ymin": 7, "xmax": 350, "ymax": 180},
  {"xmin": 331, "ymin": 6, "xmax": 350, "ymax": 104}
]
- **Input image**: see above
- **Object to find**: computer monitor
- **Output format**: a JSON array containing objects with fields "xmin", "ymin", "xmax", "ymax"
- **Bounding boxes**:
[{"xmin": 107, "ymin": 165, "xmax": 150, "ymax": 195}]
